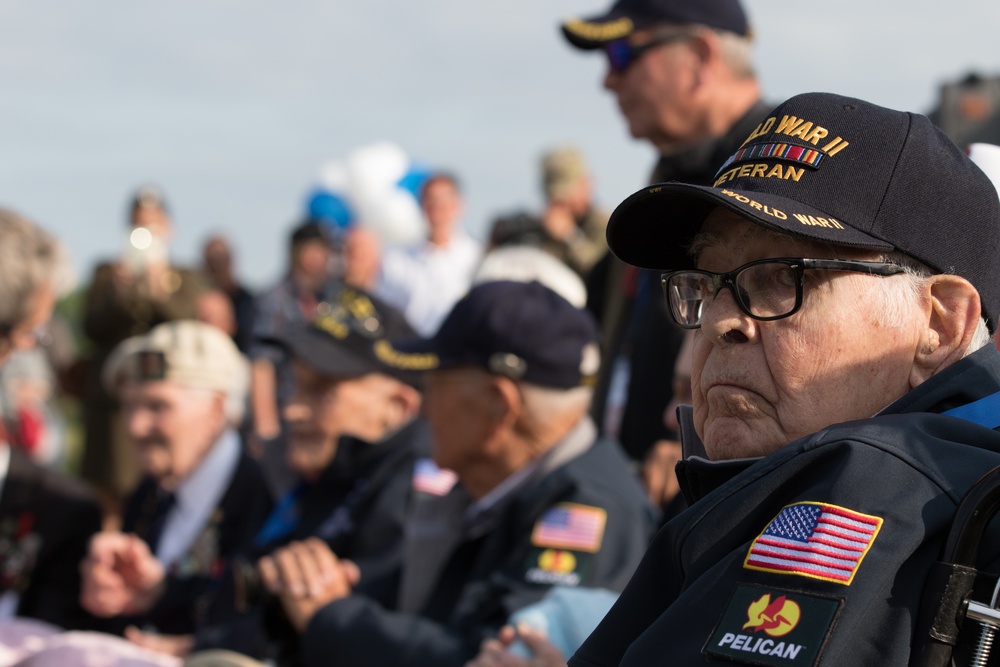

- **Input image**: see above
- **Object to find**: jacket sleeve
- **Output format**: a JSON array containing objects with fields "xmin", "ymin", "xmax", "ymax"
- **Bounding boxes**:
[
  {"xmin": 19, "ymin": 492, "xmax": 105, "ymax": 630},
  {"xmin": 300, "ymin": 595, "xmax": 479, "ymax": 667}
]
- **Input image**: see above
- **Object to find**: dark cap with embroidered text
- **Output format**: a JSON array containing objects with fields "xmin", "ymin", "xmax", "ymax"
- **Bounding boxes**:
[
  {"xmin": 561, "ymin": 0, "xmax": 750, "ymax": 50},
  {"xmin": 605, "ymin": 92, "xmax": 1000, "ymax": 331},
  {"xmin": 387, "ymin": 280, "xmax": 601, "ymax": 389},
  {"xmin": 266, "ymin": 286, "xmax": 425, "ymax": 388}
]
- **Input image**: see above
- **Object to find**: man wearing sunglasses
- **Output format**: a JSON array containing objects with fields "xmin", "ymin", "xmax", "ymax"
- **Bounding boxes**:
[
  {"xmin": 569, "ymin": 92, "xmax": 1000, "ymax": 665},
  {"xmin": 560, "ymin": 0, "xmax": 771, "ymax": 503}
]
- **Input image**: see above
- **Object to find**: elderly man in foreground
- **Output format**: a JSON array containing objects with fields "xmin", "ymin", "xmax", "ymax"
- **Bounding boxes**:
[{"xmin": 569, "ymin": 92, "xmax": 1000, "ymax": 666}]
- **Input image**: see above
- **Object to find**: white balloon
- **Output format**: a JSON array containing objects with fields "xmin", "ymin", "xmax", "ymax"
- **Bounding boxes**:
[
  {"xmin": 363, "ymin": 188, "xmax": 425, "ymax": 246},
  {"xmin": 318, "ymin": 160, "xmax": 350, "ymax": 193},
  {"xmin": 968, "ymin": 143, "xmax": 1000, "ymax": 196}
]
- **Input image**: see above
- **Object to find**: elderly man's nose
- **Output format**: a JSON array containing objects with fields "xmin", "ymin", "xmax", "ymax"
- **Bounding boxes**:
[{"xmin": 700, "ymin": 288, "xmax": 752, "ymax": 344}]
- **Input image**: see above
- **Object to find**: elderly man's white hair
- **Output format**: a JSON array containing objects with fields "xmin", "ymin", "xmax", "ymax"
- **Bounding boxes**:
[
  {"xmin": 474, "ymin": 245, "xmax": 588, "ymax": 309},
  {"xmin": 0, "ymin": 208, "xmax": 68, "ymax": 329}
]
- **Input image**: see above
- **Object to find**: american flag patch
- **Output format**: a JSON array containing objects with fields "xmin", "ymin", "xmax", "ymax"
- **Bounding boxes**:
[
  {"xmin": 744, "ymin": 502, "xmax": 882, "ymax": 585},
  {"xmin": 531, "ymin": 503, "xmax": 607, "ymax": 553},
  {"xmin": 411, "ymin": 458, "xmax": 458, "ymax": 496}
]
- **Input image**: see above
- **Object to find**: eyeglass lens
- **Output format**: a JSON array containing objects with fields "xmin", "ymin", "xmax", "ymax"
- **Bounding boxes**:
[{"xmin": 665, "ymin": 262, "xmax": 801, "ymax": 327}]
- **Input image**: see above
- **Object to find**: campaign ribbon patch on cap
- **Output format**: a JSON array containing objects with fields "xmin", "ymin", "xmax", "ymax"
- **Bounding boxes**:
[
  {"xmin": 704, "ymin": 584, "xmax": 841, "ymax": 666},
  {"xmin": 531, "ymin": 503, "xmax": 607, "ymax": 553},
  {"xmin": 713, "ymin": 114, "xmax": 853, "ymax": 188},
  {"xmin": 744, "ymin": 502, "xmax": 882, "ymax": 586}
]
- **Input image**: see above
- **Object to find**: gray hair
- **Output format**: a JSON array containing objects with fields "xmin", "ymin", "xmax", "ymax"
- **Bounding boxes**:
[
  {"xmin": 866, "ymin": 251, "xmax": 991, "ymax": 356},
  {"xmin": 651, "ymin": 26, "xmax": 756, "ymax": 79},
  {"xmin": 0, "ymin": 208, "xmax": 65, "ymax": 329},
  {"xmin": 518, "ymin": 382, "xmax": 593, "ymax": 433}
]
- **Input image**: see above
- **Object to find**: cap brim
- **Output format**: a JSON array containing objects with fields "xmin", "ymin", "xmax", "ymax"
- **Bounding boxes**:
[
  {"xmin": 561, "ymin": 10, "xmax": 647, "ymax": 49},
  {"xmin": 607, "ymin": 182, "xmax": 895, "ymax": 271},
  {"xmin": 272, "ymin": 327, "xmax": 377, "ymax": 379},
  {"xmin": 386, "ymin": 335, "xmax": 449, "ymax": 371}
]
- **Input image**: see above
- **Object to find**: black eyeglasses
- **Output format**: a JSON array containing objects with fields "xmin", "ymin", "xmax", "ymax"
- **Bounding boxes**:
[
  {"xmin": 661, "ymin": 258, "xmax": 907, "ymax": 329},
  {"xmin": 603, "ymin": 34, "xmax": 692, "ymax": 74}
]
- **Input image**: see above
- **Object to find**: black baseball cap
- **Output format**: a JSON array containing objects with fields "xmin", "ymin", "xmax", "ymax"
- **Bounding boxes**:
[
  {"xmin": 606, "ymin": 92, "xmax": 1000, "ymax": 330},
  {"xmin": 268, "ymin": 286, "xmax": 425, "ymax": 388},
  {"xmin": 387, "ymin": 280, "xmax": 601, "ymax": 389},
  {"xmin": 562, "ymin": 0, "xmax": 750, "ymax": 50}
]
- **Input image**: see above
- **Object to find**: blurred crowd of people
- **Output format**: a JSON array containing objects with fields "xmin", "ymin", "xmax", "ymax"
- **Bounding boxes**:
[{"xmin": 0, "ymin": 127, "xmax": 666, "ymax": 667}]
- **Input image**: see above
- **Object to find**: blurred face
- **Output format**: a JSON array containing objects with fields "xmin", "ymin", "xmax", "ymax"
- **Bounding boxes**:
[
  {"xmin": 203, "ymin": 238, "xmax": 232, "ymax": 279},
  {"xmin": 131, "ymin": 205, "xmax": 171, "ymax": 241},
  {"xmin": 603, "ymin": 30, "xmax": 703, "ymax": 150},
  {"xmin": 293, "ymin": 240, "xmax": 331, "ymax": 285},
  {"xmin": 342, "ymin": 228, "xmax": 381, "ymax": 289},
  {"xmin": 422, "ymin": 368, "xmax": 497, "ymax": 475},
  {"xmin": 122, "ymin": 381, "xmax": 226, "ymax": 490},
  {"xmin": 282, "ymin": 362, "xmax": 399, "ymax": 482},
  {"xmin": 421, "ymin": 179, "xmax": 462, "ymax": 243},
  {"xmin": 690, "ymin": 210, "xmax": 923, "ymax": 460}
]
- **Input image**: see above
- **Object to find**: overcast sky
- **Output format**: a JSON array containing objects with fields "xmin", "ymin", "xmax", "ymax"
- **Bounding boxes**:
[{"xmin": 3, "ymin": 0, "xmax": 999, "ymax": 290}]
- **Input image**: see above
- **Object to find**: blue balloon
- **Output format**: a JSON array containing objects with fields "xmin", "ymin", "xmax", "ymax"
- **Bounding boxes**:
[
  {"xmin": 306, "ymin": 189, "xmax": 354, "ymax": 230},
  {"xmin": 396, "ymin": 162, "xmax": 432, "ymax": 200}
]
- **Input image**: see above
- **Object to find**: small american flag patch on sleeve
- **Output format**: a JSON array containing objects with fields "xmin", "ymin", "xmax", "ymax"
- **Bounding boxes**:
[
  {"xmin": 743, "ymin": 501, "xmax": 882, "ymax": 585},
  {"xmin": 531, "ymin": 503, "xmax": 607, "ymax": 553},
  {"xmin": 411, "ymin": 458, "xmax": 458, "ymax": 496}
]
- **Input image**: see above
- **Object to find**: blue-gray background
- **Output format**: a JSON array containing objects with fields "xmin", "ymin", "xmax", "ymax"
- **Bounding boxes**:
[{"xmin": 4, "ymin": 0, "xmax": 997, "ymax": 289}]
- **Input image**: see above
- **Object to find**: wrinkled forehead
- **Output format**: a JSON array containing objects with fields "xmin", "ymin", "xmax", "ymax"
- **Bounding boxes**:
[{"xmin": 689, "ymin": 208, "xmax": 883, "ymax": 266}]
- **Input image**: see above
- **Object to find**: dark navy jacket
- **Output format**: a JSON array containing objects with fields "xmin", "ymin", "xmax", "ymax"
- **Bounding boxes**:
[
  {"xmin": 0, "ymin": 448, "xmax": 104, "ymax": 630},
  {"xmin": 119, "ymin": 450, "xmax": 272, "ymax": 635},
  {"xmin": 300, "ymin": 420, "xmax": 658, "ymax": 667},
  {"xmin": 571, "ymin": 345, "xmax": 1000, "ymax": 667},
  {"xmin": 195, "ymin": 418, "xmax": 433, "ymax": 662}
]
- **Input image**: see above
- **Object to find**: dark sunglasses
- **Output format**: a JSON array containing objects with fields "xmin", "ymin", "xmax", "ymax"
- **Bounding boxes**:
[{"xmin": 603, "ymin": 34, "xmax": 692, "ymax": 73}]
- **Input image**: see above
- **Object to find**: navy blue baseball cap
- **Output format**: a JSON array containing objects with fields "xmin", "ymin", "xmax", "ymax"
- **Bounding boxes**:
[
  {"xmin": 386, "ymin": 280, "xmax": 601, "ymax": 389},
  {"xmin": 266, "ymin": 286, "xmax": 425, "ymax": 388},
  {"xmin": 606, "ymin": 92, "xmax": 1000, "ymax": 331},
  {"xmin": 562, "ymin": 0, "xmax": 750, "ymax": 50}
]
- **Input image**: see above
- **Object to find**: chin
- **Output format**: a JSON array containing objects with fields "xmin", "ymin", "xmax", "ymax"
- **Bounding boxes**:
[{"xmin": 703, "ymin": 424, "xmax": 785, "ymax": 461}]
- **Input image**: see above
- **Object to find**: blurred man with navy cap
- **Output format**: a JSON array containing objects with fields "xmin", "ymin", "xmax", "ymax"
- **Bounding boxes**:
[
  {"xmin": 569, "ymin": 93, "xmax": 1000, "ymax": 666},
  {"xmin": 260, "ymin": 280, "xmax": 656, "ymax": 667},
  {"xmin": 185, "ymin": 287, "xmax": 434, "ymax": 664},
  {"xmin": 560, "ymin": 0, "xmax": 771, "ymax": 516}
]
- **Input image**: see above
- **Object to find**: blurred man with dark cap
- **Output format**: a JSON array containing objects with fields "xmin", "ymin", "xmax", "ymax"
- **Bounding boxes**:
[
  {"xmin": 560, "ymin": 0, "xmax": 771, "ymax": 498},
  {"xmin": 0, "ymin": 207, "xmax": 104, "ymax": 630},
  {"xmin": 187, "ymin": 287, "xmax": 435, "ymax": 665},
  {"xmin": 257, "ymin": 280, "xmax": 656, "ymax": 667},
  {"xmin": 81, "ymin": 185, "xmax": 205, "ymax": 519},
  {"xmin": 80, "ymin": 320, "xmax": 271, "ymax": 639},
  {"xmin": 570, "ymin": 92, "xmax": 1000, "ymax": 665},
  {"xmin": 249, "ymin": 220, "xmax": 341, "ymax": 496}
]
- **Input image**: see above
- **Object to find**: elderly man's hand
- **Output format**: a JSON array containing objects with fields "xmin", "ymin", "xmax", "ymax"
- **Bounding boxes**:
[
  {"xmin": 257, "ymin": 538, "xmax": 360, "ymax": 634},
  {"xmin": 124, "ymin": 626, "xmax": 195, "ymax": 658},
  {"xmin": 642, "ymin": 439, "xmax": 683, "ymax": 510},
  {"xmin": 466, "ymin": 624, "xmax": 567, "ymax": 667},
  {"xmin": 79, "ymin": 532, "xmax": 166, "ymax": 617}
]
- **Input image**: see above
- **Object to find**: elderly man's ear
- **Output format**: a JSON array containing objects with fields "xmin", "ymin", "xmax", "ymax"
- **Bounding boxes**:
[{"xmin": 910, "ymin": 275, "xmax": 983, "ymax": 388}]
